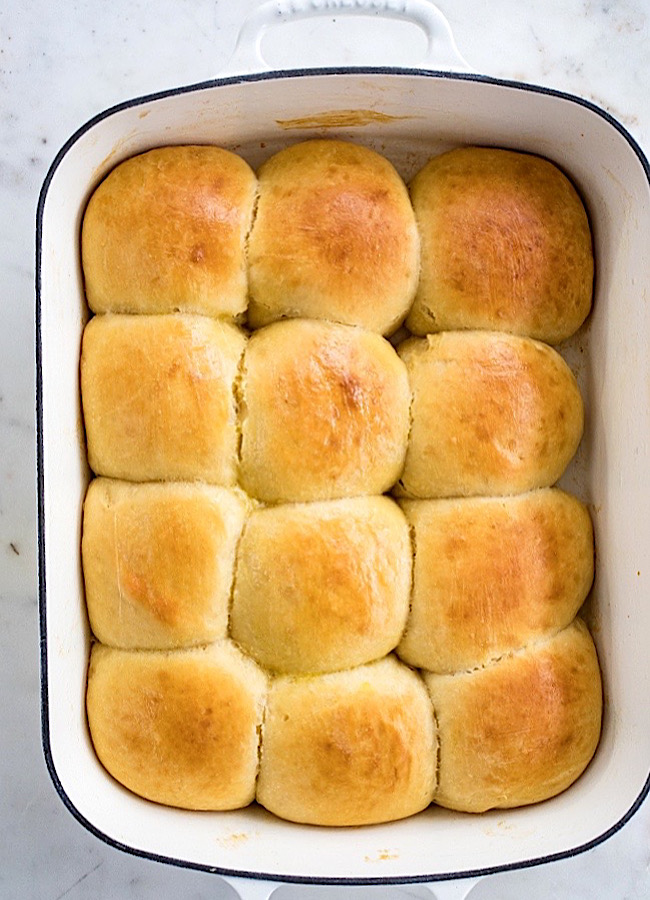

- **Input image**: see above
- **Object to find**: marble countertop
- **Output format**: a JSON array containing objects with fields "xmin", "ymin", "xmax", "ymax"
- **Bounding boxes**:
[{"xmin": 1, "ymin": 0, "xmax": 648, "ymax": 897}]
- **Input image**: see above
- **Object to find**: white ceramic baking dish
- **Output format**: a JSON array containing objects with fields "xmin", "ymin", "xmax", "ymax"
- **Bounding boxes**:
[{"xmin": 37, "ymin": 2, "xmax": 650, "ymax": 898}]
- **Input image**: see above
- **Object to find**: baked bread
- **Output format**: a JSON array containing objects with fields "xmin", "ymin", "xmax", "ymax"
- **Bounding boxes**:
[
  {"xmin": 81, "ymin": 145, "xmax": 257, "ymax": 318},
  {"xmin": 231, "ymin": 496, "xmax": 411, "ymax": 673},
  {"xmin": 79, "ymin": 140, "xmax": 600, "ymax": 826},
  {"xmin": 81, "ymin": 314, "xmax": 245, "ymax": 483},
  {"xmin": 424, "ymin": 619, "xmax": 602, "ymax": 812},
  {"xmin": 86, "ymin": 641, "xmax": 267, "ymax": 810},
  {"xmin": 256, "ymin": 656, "xmax": 437, "ymax": 825},
  {"xmin": 247, "ymin": 139, "xmax": 419, "ymax": 334},
  {"xmin": 407, "ymin": 146, "xmax": 594, "ymax": 343},
  {"xmin": 397, "ymin": 331, "xmax": 584, "ymax": 499},
  {"xmin": 82, "ymin": 479, "xmax": 249, "ymax": 649},
  {"xmin": 239, "ymin": 319, "xmax": 410, "ymax": 502},
  {"xmin": 397, "ymin": 489, "xmax": 594, "ymax": 672}
]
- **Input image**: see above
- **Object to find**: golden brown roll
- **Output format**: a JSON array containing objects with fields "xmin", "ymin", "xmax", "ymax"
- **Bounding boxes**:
[
  {"xmin": 424, "ymin": 619, "xmax": 602, "ymax": 812},
  {"xmin": 397, "ymin": 331, "xmax": 584, "ymax": 499},
  {"xmin": 81, "ymin": 145, "xmax": 257, "ymax": 318},
  {"xmin": 239, "ymin": 319, "xmax": 410, "ymax": 502},
  {"xmin": 257, "ymin": 656, "xmax": 437, "ymax": 825},
  {"xmin": 82, "ymin": 479, "xmax": 250, "ymax": 649},
  {"xmin": 397, "ymin": 489, "xmax": 594, "ymax": 673},
  {"xmin": 407, "ymin": 146, "xmax": 594, "ymax": 343},
  {"xmin": 81, "ymin": 314, "xmax": 245, "ymax": 483},
  {"xmin": 231, "ymin": 496, "xmax": 411, "ymax": 674},
  {"xmin": 247, "ymin": 139, "xmax": 419, "ymax": 335},
  {"xmin": 86, "ymin": 641, "xmax": 268, "ymax": 810}
]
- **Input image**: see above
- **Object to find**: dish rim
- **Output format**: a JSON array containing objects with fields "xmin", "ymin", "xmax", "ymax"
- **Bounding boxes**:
[{"xmin": 36, "ymin": 63, "xmax": 650, "ymax": 885}]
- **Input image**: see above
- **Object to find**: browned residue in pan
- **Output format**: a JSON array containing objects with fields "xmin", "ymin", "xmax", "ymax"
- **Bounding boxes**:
[
  {"xmin": 364, "ymin": 848, "xmax": 400, "ymax": 862},
  {"xmin": 276, "ymin": 109, "xmax": 415, "ymax": 129},
  {"xmin": 215, "ymin": 831, "xmax": 251, "ymax": 848}
]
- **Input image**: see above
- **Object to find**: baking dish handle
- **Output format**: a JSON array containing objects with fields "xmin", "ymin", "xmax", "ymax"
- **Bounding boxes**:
[
  {"xmin": 221, "ymin": 875, "xmax": 277, "ymax": 899},
  {"xmin": 225, "ymin": 0, "xmax": 471, "ymax": 76},
  {"xmin": 426, "ymin": 877, "xmax": 481, "ymax": 900},
  {"xmin": 221, "ymin": 874, "xmax": 481, "ymax": 899}
]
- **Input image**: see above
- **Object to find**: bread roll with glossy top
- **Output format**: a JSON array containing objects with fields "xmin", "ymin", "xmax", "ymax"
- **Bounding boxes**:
[
  {"xmin": 407, "ymin": 147, "xmax": 594, "ymax": 343},
  {"xmin": 247, "ymin": 139, "xmax": 419, "ymax": 334},
  {"xmin": 257, "ymin": 656, "xmax": 437, "ymax": 825},
  {"xmin": 398, "ymin": 489, "xmax": 594, "ymax": 673},
  {"xmin": 424, "ymin": 619, "xmax": 602, "ymax": 812},
  {"xmin": 86, "ymin": 641, "xmax": 267, "ymax": 810},
  {"xmin": 81, "ymin": 145, "xmax": 257, "ymax": 317},
  {"xmin": 82, "ymin": 479, "xmax": 249, "ymax": 649},
  {"xmin": 231, "ymin": 496, "xmax": 411, "ymax": 674},
  {"xmin": 398, "ymin": 331, "xmax": 583, "ymax": 499},
  {"xmin": 81, "ymin": 314, "xmax": 245, "ymax": 483},
  {"xmin": 239, "ymin": 319, "xmax": 410, "ymax": 502}
]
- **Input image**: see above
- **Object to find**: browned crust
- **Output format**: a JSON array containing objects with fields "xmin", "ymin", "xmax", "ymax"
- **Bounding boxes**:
[
  {"xmin": 257, "ymin": 657, "xmax": 437, "ymax": 825},
  {"xmin": 424, "ymin": 620, "xmax": 602, "ymax": 812},
  {"xmin": 231, "ymin": 496, "xmax": 411, "ymax": 673},
  {"xmin": 398, "ymin": 489, "xmax": 594, "ymax": 672},
  {"xmin": 239, "ymin": 319, "xmax": 410, "ymax": 502},
  {"xmin": 80, "ymin": 314, "xmax": 245, "ymax": 483},
  {"xmin": 398, "ymin": 331, "xmax": 584, "ymax": 498},
  {"xmin": 408, "ymin": 147, "xmax": 593, "ymax": 343},
  {"xmin": 86, "ymin": 642, "xmax": 267, "ymax": 810},
  {"xmin": 248, "ymin": 139, "xmax": 419, "ymax": 334},
  {"xmin": 82, "ymin": 145, "xmax": 257, "ymax": 317}
]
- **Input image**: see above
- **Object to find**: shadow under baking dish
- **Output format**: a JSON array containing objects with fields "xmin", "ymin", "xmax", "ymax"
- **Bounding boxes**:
[{"xmin": 37, "ymin": 65, "xmax": 650, "ymax": 885}]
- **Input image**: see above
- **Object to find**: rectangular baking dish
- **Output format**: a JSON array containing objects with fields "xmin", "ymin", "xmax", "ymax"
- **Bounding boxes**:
[{"xmin": 37, "ymin": 1, "xmax": 650, "ymax": 894}]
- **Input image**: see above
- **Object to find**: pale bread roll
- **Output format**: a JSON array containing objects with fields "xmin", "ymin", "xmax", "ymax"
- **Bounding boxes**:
[
  {"xmin": 86, "ymin": 641, "xmax": 267, "ymax": 810},
  {"xmin": 231, "ymin": 496, "xmax": 411, "ymax": 674},
  {"xmin": 239, "ymin": 319, "xmax": 410, "ymax": 502},
  {"xmin": 257, "ymin": 656, "xmax": 437, "ymax": 825},
  {"xmin": 407, "ymin": 147, "xmax": 594, "ymax": 343},
  {"xmin": 398, "ymin": 489, "xmax": 594, "ymax": 672},
  {"xmin": 81, "ymin": 145, "xmax": 257, "ymax": 318},
  {"xmin": 247, "ymin": 139, "xmax": 419, "ymax": 334},
  {"xmin": 82, "ymin": 479, "xmax": 249, "ymax": 649},
  {"xmin": 398, "ymin": 331, "xmax": 584, "ymax": 499},
  {"xmin": 81, "ymin": 314, "xmax": 245, "ymax": 483},
  {"xmin": 424, "ymin": 619, "xmax": 602, "ymax": 812}
]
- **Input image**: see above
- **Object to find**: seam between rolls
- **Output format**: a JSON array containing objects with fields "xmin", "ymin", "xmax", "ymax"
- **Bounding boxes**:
[
  {"xmin": 243, "ymin": 179, "xmax": 260, "ymax": 312},
  {"xmin": 412, "ymin": 665, "xmax": 441, "ymax": 807},
  {"xmin": 437, "ymin": 617, "xmax": 586, "ymax": 680},
  {"xmin": 396, "ymin": 518, "xmax": 416, "ymax": 653},
  {"xmin": 431, "ymin": 702, "xmax": 441, "ymax": 804},
  {"xmin": 227, "ymin": 507, "xmax": 252, "ymax": 643},
  {"xmin": 254, "ymin": 680, "xmax": 270, "ymax": 798},
  {"xmin": 233, "ymin": 338, "xmax": 248, "ymax": 479},
  {"xmin": 393, "ymin": 357, "xmax": 414, "ymax": 497}
]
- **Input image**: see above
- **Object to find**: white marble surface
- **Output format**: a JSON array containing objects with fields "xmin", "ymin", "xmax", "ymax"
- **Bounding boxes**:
[{"xmin": 1, "ymin": 0, "xmax": 649, "ymax": 897}]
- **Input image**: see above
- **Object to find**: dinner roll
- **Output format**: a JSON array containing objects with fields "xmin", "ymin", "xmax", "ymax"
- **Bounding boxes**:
[
  {"xmin": 397, "ymin": 331, "xmax": 584, "ymax": 499},
  {"xmin": 239, "ymin": 319, "xmax": 410, "ymax": 502},
  {"xmin": 397, "ymin": 489, "xmax": 594, "ymax": 673},
  {"xmin": 86, "ymin": 641, "xmax": 267, "ymax": 810},
  {"xmin": 82, "ymin": 479, "xmax": 249, "ymax": 649},
  {"xmin": 231, "ymin": 496, "xmax": 411, "ymax": 674},
  {"xmin": 257, "ymin": 656, "xmax": 437, "ymax": 825},
  {"xmin": 81, "ymin": 145, "xmax": 257, "ymax": 317},
  {"xmin": 247, "ymin": 139, "xmax": 419, "ymax": 334},
  {"xmin": 81, "ymin": 314, "xmax": 245, "ymax": 483},
  {"xmin": 424, "ymin": 619, "xmax": 602, "ymax": 812},
  {"xmin": 407, "ymin": 146, "xmax": 594, "ymax": 343}
]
